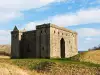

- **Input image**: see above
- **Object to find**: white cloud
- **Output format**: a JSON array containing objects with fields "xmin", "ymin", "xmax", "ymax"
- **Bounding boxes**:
[
  {"xmin": 0, "ymin": 0, "xmax": 66, "ymax": 11},
  {"xmin": 85, "ymin": 37, "xmax": 93, "ymax": 41},
  {"xmin": 25, "ymin": 22, "xmax": 36, "ymax": 30},
  {"xmin": 24, "ymin": 20, "xmax": 49, "ymax": 30},
  {"xmin": 0, "ymin": 30, "xmax": 11, "ymax": 44},
  {"xmin": 83, "ymin": 37, "xmax": 94, "ymax": 43},
  {"xmin": 0, "ymin": 30, "xmax": 10, "ymax": 36},
  {"xmin": 76, "ymin": 28, "xmax": 100, "ymax": 37},
  {"xmin": 73, "ymin": 27, "xmax": 100, "ymax": 50},
  {"xmin": 76, "ymin": 28, "xmax": 100, "ymax": 50},
  {"xmin": 0, "ymin": 11, "xmax": 22, "ymax": 23},
  {"xmin": 0, "ymin": 0, "xmax": 67, "ymax": 44},
  {"xmin": 0, "ymin": 0, "xmax": 66, "ymax": 23},
  {"xmin": 50, "ymin": 8, "xmax": 100, "ymax": 26},
  {"xmin": 24, "ymin": 8, "xmax": 100, "ymax": 34},
  {"xmin": 25, "ymin": 8, "xmax": 100, "ymax": 29},
  {"xmin": 22, "ymin": 7, "xmax": 100, "ymax": 51}
]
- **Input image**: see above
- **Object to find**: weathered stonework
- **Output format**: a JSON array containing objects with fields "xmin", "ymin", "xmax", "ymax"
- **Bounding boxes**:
[{"xmin": 11, "ymin": 23, "xmax": 78, "ymax": 58}]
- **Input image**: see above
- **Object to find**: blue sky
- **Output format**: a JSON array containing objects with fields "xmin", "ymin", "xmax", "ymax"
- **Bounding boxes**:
[{"xmin": 0, "ymin": 0, "xmax": 100, "ymax": 51}]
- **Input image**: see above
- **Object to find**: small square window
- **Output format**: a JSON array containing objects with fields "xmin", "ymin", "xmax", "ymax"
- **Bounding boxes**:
[{"xmin": 41, "ymin": 31, "xmax": 42, "ymax": 33}]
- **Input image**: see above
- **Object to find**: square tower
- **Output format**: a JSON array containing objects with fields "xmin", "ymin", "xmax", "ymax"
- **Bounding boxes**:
[
  {"xmin": 49, "ymin": 24, "xmax": 78, "ymax": 58},
  {"xmin": 36, "ymin": 24, "xmax": 50, "ymax": 58}
]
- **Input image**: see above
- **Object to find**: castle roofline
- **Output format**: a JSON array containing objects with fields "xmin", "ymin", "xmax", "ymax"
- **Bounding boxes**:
[
  {"xmin": 50, "ymin": 24, "xmax": 77, "ymax": 34},
  {"xmin": 36, "ymin": 23, "xmax": 77, "ymax": 34},
  {"xmin": 12, "ymin": 23, "xmax": 77, "ymax": 34}
]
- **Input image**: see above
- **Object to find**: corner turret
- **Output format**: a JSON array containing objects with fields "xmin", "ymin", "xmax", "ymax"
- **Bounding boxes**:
[
  {"xmin": 13, "ymin": 26, "xmax": 19, "ymax": 31},
  {"xmin": 11, "ymin": 26, "xmax": 22, "ymax": 58}
]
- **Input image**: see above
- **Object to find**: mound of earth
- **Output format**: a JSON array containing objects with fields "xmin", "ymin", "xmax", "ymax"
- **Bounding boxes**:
[
  {"xmin": 0, "ymin": 63, "xmax": 30, "ymax": 75},
  {"xmin": 34, "ymin": 61, "xmax": 100, "ymax": 75},
  {"xmin": 71, "ymin": 50, "xmax": 100, "ymax": 64},
  {"xmin": 0, "ymin": 45, "xmax": 11, "ymax": 55}
]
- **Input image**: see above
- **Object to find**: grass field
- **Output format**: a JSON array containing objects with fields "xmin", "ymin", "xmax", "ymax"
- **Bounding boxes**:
[
  {"xmin": 0, "ymin": 50, "xmax": 100, "ymax": 75},
  {"xmin": 70, "ymin": 50, "xmax": 100, "ymax": 64},
  {"xmin": 0, "ymin": 57, "xmax": 100, "ymax": 75},
  {"xmin": 0, "ymin": 45, "xmax": 11, "ymax": 56}
]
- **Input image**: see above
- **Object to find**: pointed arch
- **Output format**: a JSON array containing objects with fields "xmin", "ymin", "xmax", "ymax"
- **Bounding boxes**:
[{"xmin": 60, "ymin": 38, "xmax": 65, "ymax": 58}]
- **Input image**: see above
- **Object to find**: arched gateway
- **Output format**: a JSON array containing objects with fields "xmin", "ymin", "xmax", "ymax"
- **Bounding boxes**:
[{"xmin": 60, "ymin": 38, "xmax": 65, "ymax": 58}]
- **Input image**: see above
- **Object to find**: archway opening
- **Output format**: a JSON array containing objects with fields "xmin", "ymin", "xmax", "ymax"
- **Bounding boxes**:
[{"xmin": 60, "ymin": 38, "xmax": 65, "ymax": 58}]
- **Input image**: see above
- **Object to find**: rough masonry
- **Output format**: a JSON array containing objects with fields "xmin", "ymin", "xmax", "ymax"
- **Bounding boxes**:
[{"xmin": 11, "ymin": 23, "xmax": 78, "ymax": 58}]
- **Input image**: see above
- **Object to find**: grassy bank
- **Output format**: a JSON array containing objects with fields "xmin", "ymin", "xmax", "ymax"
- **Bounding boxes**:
[
  {"xmin": 70, "ymin": 50, "xmax": 100, "ymax": 64},
  {"xmin": 0, "ymin": 50, "xmax": 100, "ymax": 75},
  {"xmin": 0, "ymin": 57, "xmax": 100, "ymax": 75}
]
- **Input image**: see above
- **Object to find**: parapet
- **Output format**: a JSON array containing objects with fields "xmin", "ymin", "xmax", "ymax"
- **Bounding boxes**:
[
  {"xmin": 36, "ymin": 23, "xmax": 50, "ymax": 29},
  {"xmin": 12, "ymin": 23, "xmax": 77, "ymax": 34},
  {"xmin": 50, "ymin": 24, "xmax": 77, "ymax": 34},
  {"xmin": 36, "ymin": 23, "xmax": 77, "ymax": 34}
]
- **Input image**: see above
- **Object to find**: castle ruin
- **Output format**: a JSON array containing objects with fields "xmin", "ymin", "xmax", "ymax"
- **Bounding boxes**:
[{"xmin": 11, "ymin": 23, "xmax": 78, "ymax": 58}]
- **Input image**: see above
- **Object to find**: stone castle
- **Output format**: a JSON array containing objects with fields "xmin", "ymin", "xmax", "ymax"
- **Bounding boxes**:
[{"xmin": 11, "ymin": 23, "xmax": 78, "ymax": 58}]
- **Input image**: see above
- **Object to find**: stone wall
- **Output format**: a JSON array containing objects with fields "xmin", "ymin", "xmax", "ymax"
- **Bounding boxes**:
[
  {"xmin": 36, "ymin": 24, "xmax": 50, "ymax": 58},
  {"xmin": 20, "ymin": 30, "xmax": 36, "ymax": 58},
  {"xmin": 50, "ymin": 24, "xmax": 78, "ymax": 58}
]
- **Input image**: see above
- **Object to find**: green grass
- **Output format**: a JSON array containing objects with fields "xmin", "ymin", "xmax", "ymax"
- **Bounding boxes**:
[
  {"xmin": 1, "ymin": 50, "xmax": 100, "ymax": 75},
  {"xmin": 9, "ymin": 58, "xmax": 100, "ymax": 70},
  {"xmin": 8, "ymin": 58, "xmax": 100, "ymax": 75},
  {"xmin": 0, "ymin": 56, "xmax": 100, "ymax": 75}
]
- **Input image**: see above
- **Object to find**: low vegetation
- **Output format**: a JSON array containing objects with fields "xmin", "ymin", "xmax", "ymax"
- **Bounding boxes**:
[
  {"xmin": 0, "ymin": 57, "xmax": 100, "ymax": 75},
  {"xmin": 0, "ymin": 45, "xmax": 11, "ymax": 56},
  {"xmin": 71, "ymin": 50, "xmax": 100, "ymax": 64},
  {"xmin": 0, "ymin": 50, "xmax": 100, "ymax": 75},
  {"xmin": 88, "ymin": 44, "xmax": 100, "ymax": 50}
]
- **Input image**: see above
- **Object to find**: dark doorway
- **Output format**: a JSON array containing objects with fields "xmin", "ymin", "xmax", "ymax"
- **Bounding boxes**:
[{"xmin": 60, "ymin": 38, "xmax": 65, "ymax": 58}]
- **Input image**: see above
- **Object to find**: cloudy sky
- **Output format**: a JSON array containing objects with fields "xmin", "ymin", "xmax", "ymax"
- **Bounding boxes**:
[{"xmin": 0, "ymin": 0, "xmax": 100, "ymax": 51}]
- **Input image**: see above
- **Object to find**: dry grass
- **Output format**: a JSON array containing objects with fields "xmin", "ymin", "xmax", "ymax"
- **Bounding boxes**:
[
  {"xmin": 0, "ymin": 57, "xmax": 43, "ymax": 75},
  {"xmin": 0, "ymin": 50, "xmax": 100, "ymax": 75},
  {"xmin": 80, "ymin": 50, "xmax": 100, "ymax": 64},
  {"xmin": 0, "ymin": 63, "xmax": 30, "ymax": 75},
  {"xmin": 0, "ymin": 56, "xmax": 10, "ymax": 59},
  {"xmin": 71, "ymin": 50, "xmax": 100, "ymax": 64},
  {"xmin": 33, "ymin": 61, "xmax": 100, "ymax": 75},
  {"xmin": 0, "ymin": 45, "xmax": 11, "ymax": 55},
  {"xmin": 3, "ymin": 58, "xmax": 99, "ymax": 75}
]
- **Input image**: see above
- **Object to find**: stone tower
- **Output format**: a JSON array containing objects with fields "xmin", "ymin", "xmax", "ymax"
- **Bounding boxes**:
[
  {"xmin": 11, "ymin": 26, "xmax": 23, "ymax": 58},
  {"xmin": 11, "ymin": 23, "xmax": 78, "ymax": 58},
  {"xmin": 36, "ymin": 24, "xmax": 50, "ymax": 58}
]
